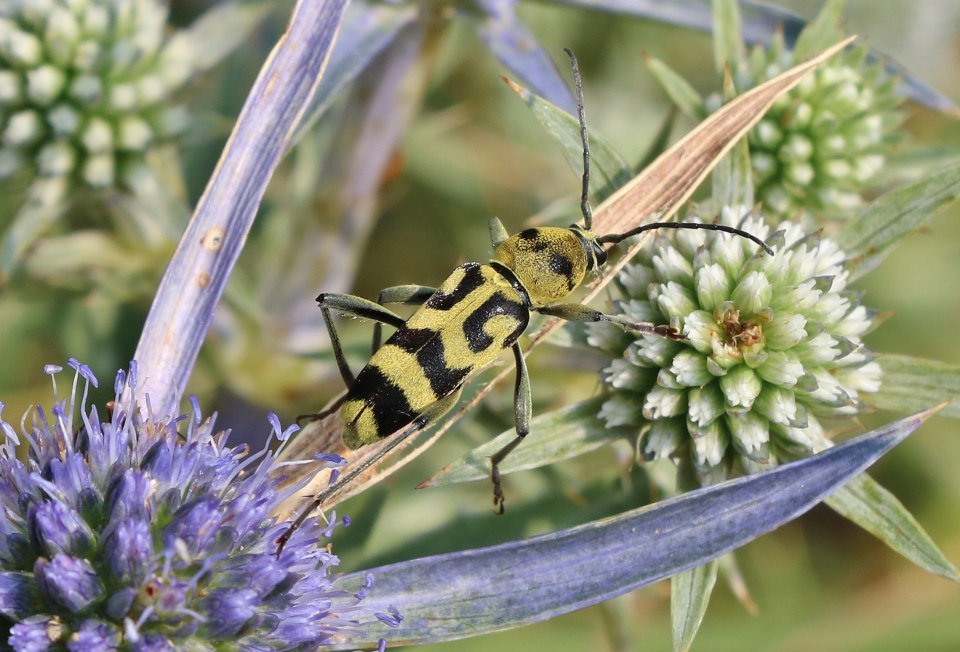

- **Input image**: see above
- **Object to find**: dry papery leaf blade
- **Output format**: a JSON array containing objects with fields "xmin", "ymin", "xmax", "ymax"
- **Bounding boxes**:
[{"xmin": 275, "ymin": 36, "xmax": 857, "ymax": 518}]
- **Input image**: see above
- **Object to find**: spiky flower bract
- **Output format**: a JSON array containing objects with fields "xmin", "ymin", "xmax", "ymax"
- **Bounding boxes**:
[
  {"xmin": 0, "ymin": 360, "xmax": 399, "ymax": 650},
  {"xmin": 729, "ymin": 33, "xmax": 901, "ymax": 222},
  {"xmin": 588, "ymin": 207, "xmax": 881, "ymax": 482},
  {"xmin": 0, "ymin": 0, "xmax": 195, "ymax": 188}
]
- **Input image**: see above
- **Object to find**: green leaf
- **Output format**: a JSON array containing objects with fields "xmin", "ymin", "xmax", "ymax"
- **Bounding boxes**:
[
  {"xmin": 336, "ymin": 409, "xmax": 935, "ymax": 648},
  {"xmin": 421, "ymin": 397, "xmax": 622, "ymax": 487},
  {"xmin": 635, "ymin": 109, "xmax": 678, "ymax": 173},
  {"xmin": 711, "ymin": 0, "xmax": 745, "ymax": 70},
  {"xmin": 868, "ymin": 353, "xmax": 960, "ymax": 419},
  {"xmin": 0, "ymin": 176, "xmax": 68, "ymax": 286},
  {"xmin": 792, "ymin": 0, "xmax": 847, "ymax": 62},
  {"xmin": 826, "ymin": 473, "xmax": 959, "ymax": 581},
  {"xmin": 643, "ymin": 54, "xmax": 707, "ymax": 121},
  {"xmin": 672, "ymin": 561, "xmax": 719, "ymax": 652},
  {"xmin": 711, "ymin": 72, "xmax": 754, "ymax": 207},
  {"xmin": 505, "ymin": 77, "xmax": 633, "ymax": 204},
  {"xmin": 835, "ymin": 162, "xmax": 960, "ymax": 281},
  {"xmin": 163, "ymin": 1, "xmax": 273, "ymax": 76},
  {"xmin": 294, "ymin": 2, "xmax": 418, "ymax": 142}
]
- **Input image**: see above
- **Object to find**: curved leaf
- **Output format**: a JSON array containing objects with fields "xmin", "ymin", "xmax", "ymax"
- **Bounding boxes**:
[
  {"xmin": 869, "ymin": 354, "xmax": 960, "ymax": 419},
  {"xmin": 132, "ymin": 0, "xmax": 348, "ymax": 417},
  {"xmin": 826, "ymin": 474, "xmax": 959, "ymax": 581},
  {"xmin": 836, "ymin": 162, "xmax": 960, "ymax": 281},
  {"xmin": 335, "ymin": 408, "xmax": 937, "ymax": 648},
  {"xmin": 469, "ymin": 0, "xmax": 577, "ymax": 114},
  {"xmin": 421, "ymin": 397, "xmax": 621, "ymax": 487},
  {"xmin": 672, "ymin": 560, "xmax": 718, "ymax": 652},
  {"xmin": 503, "ymin": 77, "xmax": 633, "ymax": 203},
  {"xmin": 541, "ymin": 0, "xmax": 958, "ymax": 113},
  {"xmin": 294, "ymin": 1, "xmax": 418, "ymax": 143}
]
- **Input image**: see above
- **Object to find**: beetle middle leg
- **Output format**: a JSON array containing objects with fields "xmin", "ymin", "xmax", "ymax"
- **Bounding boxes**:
[
  {"xmin": 297, "ymin": 293, "xmax": 411, "ymax": 425},
  {"xmin": 371, "ymin": 284, "xmax": 437, "ymax": 354}
]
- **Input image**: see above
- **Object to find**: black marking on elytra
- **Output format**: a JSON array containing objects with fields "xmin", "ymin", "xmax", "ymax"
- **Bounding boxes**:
[
  {"xmin": 462, "ymin": 294, "xmax": 529, "ymax": 354},
  {"xmin": 347, "ymin": 366, "xmax": 416, "ymax": 439},
  {"xmin": 389, "ymin": 327, "xmax": 435, "ymax": 354},
  {"xmin": 427, "ymin": 263, "xmax": 484, "ymax": 311},
  {"xmin": 416, "ymin": 336, "xmax": 471, "ymax": 397}
]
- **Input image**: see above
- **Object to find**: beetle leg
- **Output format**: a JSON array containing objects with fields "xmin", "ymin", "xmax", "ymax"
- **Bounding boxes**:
[
  {"xmin": 489, "ymin": 342, "xmax": 531, "ymax": 514},
  {"xmin": 372, "ymin": 285, "xmax": 437, "ymax": 354},
  {"xmin": 536, "ymin": 302, "xmax": 686, "ymax": 340},
  {"xmin": 315, "ymin": 293, "xmax": 407, "ymax": 388}
]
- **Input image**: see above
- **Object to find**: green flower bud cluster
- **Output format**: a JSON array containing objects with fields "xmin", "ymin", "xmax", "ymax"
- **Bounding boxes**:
[
  {"xmin": 0, "ymin": 0, "xmax": 193, "ymax": 187},
  {"xmin": 723, "ymin": 36, "xmax": 901, "ymax": 221},
  {"xmin": 587, "ymin": 207, "xmax": 881, "ymax": 480}
]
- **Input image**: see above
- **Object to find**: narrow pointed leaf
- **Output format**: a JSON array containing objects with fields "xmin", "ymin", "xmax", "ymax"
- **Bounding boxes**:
[
  {"xmin": 712, "ymin": 0, "xmax": 745, "ymax": 70},
  {"xmin": 711, "ymin": 72, "xmax": 754, "ymax": 207},
  {"xmin": 470, "ymin": 0, "xmax": 576, "ymax": 114},
  {"xmin": 826, "ymin": 474, "xmax": 959, "ymax": 581},
  {"xmin": 422, "ymin": 397, "xmax": 620, "ymax": 487},
  {"xmin": 643, "ymin": 54, "xmax": 707, "ymax": 120},
  {"xmin": 336, "ymin": 409, "xmax": 935, "ymax": 648},
  {"xmin": 0, "ymin": 176, "xmax": 67, "ymax": 285},
  {"xmin": 294, "ymin": 1, "xmax": 418, "ymax": 142},
  {"xmin": 868, "ymin": 354, "xmax": 960, "ymax": 419},
  {"xmin": 505, "ymin": 78, "xmax": 632, "ymax": 203},
  {"xmin": 672, "ymin": 561, "xmax": 718, "ymax": 652},
  {"xmin": 835, "ymin": 162, "xmax": 960, "ymax": 281},
  {"xmin": 543, "ymin": 0, "xmax": 957, "ymax": 113},
  {"xmin": 132, "ymin": 0, "xmax": 348, "ymax": 418},
  {"xmin": 162, "ymin": 1, "xmax": 272, "ymax": 75},
  {"xmin": 791, "ymin": 0, "xmax": 846, "ymax": 62}
]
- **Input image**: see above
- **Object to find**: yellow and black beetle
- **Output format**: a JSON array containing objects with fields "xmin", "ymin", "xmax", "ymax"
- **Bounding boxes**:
[{"xmin": 278, "ymin": 50, "xmax": 772, "ymax": 552}]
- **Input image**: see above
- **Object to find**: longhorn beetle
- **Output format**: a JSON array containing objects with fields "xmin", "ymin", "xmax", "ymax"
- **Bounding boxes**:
[{"xmin": 276, "ymin": 50, "xmax": 773, "ymax": 554}]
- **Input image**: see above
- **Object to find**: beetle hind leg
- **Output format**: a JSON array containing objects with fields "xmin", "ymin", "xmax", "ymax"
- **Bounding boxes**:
[{"xmin": 489, "ymin": 342, "xmax": 532, "ymax": 514}]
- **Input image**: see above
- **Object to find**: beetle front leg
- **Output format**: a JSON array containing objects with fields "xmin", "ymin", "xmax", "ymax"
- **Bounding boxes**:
[{"xmin": 536, "ymin": 302, "xmax": 685, "ymax": 340}]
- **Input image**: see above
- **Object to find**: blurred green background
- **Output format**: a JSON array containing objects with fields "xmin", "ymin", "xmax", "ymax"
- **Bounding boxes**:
[{"xmin": 1, "ymin": 0, "xmax": 958, "ymax": 649}]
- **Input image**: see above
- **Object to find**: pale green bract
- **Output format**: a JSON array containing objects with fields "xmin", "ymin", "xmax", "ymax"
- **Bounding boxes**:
[{"xmin": 588, "ymin": 206, "xmax": 880, "ymax": 481}]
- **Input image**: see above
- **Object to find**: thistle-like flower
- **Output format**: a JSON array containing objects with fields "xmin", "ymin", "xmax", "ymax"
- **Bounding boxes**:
[
  {"xmin": 588, "ymin": 207, "xmax": 881, "ymax": 481},
  {"xmin": 0, "ymin": 360, "xmax": 398, "ymax": 650},
  {"xmin": 728, "ymin": 34, "xmax": 901, "ymax": 221},
  {"xmin": 0, "ymin": 0, "xmax": 196, "ymax": 187}
]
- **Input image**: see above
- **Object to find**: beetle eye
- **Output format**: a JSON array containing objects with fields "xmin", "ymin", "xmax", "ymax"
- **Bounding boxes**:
[{"xmin": 592, "ymin": 242, "xmax": 607, "ymax": 269}]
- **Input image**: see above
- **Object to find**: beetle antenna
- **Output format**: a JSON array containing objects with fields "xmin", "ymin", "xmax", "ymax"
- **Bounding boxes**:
[
  {"xmin": 564, "ymin": 48, "xmax": 593, "ymax": 231},
  {"xmin": 597, "ymin": 221, "xmax": 775, "ymax": 256}
]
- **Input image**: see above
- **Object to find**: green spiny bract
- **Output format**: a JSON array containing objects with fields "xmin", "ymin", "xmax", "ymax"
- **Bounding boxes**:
[
  {"xmin": 587, "ymin": 206, "xmax": 880, "ymax": 482},
  {"xmin": 0, "ymin": 0, "xmax": 194, "ymax": 188},
  {"xmin": 718, "ymin": 34, "xmax": 901, "ymax": 222}
]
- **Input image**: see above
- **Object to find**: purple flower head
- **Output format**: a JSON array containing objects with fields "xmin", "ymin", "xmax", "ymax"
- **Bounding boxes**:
[{"xmin": 0, "ymin": 362, "xmax": 394, "ymax": 649}]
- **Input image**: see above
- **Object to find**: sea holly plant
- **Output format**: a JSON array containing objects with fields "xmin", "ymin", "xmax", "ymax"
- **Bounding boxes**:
[
  {"xmin": 0, "ymin": 0, "xmax": 268, "ymax": 280},
  {"xmin": 646, "ymin": 0, "xmax": 904, "ymax": 223},
  {"xmin": 2, "ymin": 1, "xmax": 958, "ymax": 652},
  {"xmin": 0, "ymin": 360, "xmax": 401, "ymax": 649}
]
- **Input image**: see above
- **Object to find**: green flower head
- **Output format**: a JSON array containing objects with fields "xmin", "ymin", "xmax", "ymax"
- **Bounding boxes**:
[
  {"xmin": 588, "ymin": 207, "xmax": 881, "ymax": 481},
  {"xmin": 726, "ymin": 35, "xmax": 901, "ymax": 221},
  {"xmin": 0, "ymin": 0, "xmax": 195, "ymax": 188}
]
